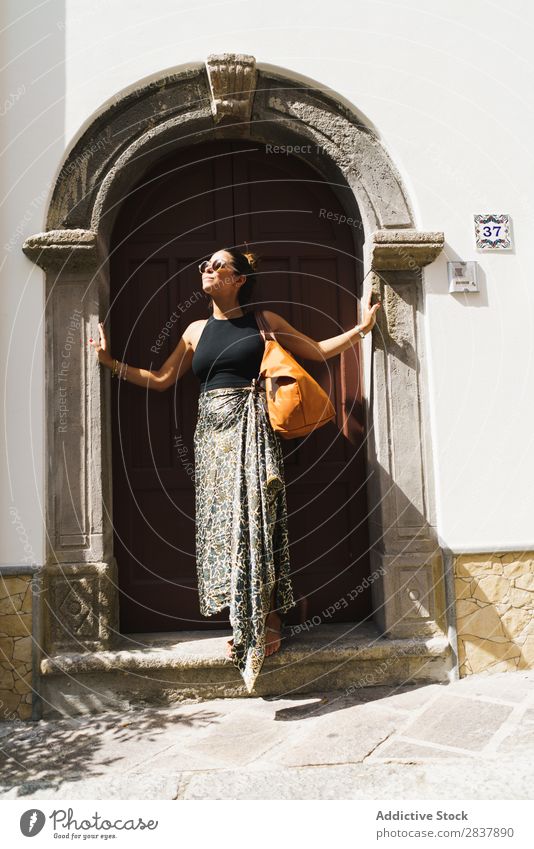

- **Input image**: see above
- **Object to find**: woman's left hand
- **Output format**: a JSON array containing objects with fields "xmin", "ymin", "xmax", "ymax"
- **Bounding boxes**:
[{"xmin": 359, "ymin": 289, "xmax": 381, "ymax": 332}]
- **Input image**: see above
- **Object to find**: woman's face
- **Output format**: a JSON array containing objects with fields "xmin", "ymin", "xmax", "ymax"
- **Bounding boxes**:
[{"xmin": 201, "ymin": 250, "xmax": 244, "ymax": 298}]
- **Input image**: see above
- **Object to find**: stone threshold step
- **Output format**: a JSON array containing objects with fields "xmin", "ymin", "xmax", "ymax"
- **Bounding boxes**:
[
  {"xmin": 38, "ymin": 624, "xmax": 452, "ymax": 717},
  {"xmin": 41, "ymin": 623, "xmax": 449, "ymax": 674}
]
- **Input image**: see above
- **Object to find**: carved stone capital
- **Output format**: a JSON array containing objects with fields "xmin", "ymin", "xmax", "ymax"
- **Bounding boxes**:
[
  {"xmin": 206, "ymin": 53, "xmax": 257, "ymax": 125},
  {"xmin": 369, "ymin": 229, "xmax": 445, "ymax": 271},
  {"xmin": 22, "ymin": 229, "xmax": 101, "ymax": 272}
]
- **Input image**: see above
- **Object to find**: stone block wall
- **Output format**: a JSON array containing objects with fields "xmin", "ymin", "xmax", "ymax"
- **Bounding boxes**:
[
  {"xmin": 0, "ymin": 575, "xmax": 33, "ymax": 721},
  {"xmin": 454, "ymin": 552, "xmax": 534, "ymax": 676}
]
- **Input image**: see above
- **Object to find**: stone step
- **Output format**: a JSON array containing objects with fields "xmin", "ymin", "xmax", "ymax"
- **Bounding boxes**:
[{"xmin": 39, "ymin": 623, "xmax": 452, "ymax": 718}]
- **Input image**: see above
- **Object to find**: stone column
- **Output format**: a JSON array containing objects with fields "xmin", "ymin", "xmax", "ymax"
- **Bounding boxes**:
[
  {"xmin": 22, "ymin": 230, "xmax": 117, "ymax": 654},
  {"xmin": 365, "ymin": 230, "xmax": 448, "ymax": 638}
]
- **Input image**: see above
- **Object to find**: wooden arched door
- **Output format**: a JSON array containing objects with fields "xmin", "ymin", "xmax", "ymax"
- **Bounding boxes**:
[{"xmin": 110, "ymin": 139, "xmax": 371, "ymax": 632}]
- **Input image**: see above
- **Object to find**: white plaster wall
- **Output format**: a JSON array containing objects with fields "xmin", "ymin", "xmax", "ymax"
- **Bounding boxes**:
[
  {"xmin": 0, "ymin": 0, "xmax": 65, "ymax": 568},
  {"xmin": 1, "ymin": 0, "xmax": 533, "ymax": 565}
]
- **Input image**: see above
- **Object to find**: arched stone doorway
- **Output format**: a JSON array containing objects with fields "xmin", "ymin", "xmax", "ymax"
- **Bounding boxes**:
[{"xmin": 24, "ymin": 55, "xmax": 451, "ymax": 707}]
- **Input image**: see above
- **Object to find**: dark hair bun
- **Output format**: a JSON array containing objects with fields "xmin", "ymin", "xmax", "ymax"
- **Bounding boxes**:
[{"xmin": 243, "ymin": 251, "xmax": 259, "ymax": 272}]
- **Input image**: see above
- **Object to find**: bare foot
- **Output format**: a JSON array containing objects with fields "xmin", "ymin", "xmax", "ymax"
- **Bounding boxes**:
[
  {"xmin": 225, "ymin": 609, "xmax": 283, "ymax": 660},
  {"xmin": 264, "ymin": 609, "xmax": 282, "ymax": 657}
]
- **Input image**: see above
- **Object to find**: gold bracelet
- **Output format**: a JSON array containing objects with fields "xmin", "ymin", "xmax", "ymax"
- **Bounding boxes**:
[{"xmin": 111, "ymin": 359, "xmax": 128, "ymax": 380}]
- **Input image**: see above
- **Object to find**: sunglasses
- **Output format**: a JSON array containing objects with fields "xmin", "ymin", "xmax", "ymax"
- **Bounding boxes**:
[{"xmin": 198, "ymin": 258, "xmax": 235, "ymax": 274}]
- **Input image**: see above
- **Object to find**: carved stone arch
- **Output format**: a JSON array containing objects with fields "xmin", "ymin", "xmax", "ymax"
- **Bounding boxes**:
[{"xmin": 23, "ymin": 54, "xmax": 451, "ymax": 701}]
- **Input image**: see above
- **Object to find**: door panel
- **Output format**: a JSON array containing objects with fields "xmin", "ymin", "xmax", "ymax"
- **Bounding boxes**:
[{"xmin": 110, "ymin": 139, "xmax": 371, "ymax": 632}]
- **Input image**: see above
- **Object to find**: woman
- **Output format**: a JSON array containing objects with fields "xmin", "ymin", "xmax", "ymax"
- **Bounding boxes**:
[{"xmin": 90, "ymin": 247, "xmax": 380, "ymax": 693}]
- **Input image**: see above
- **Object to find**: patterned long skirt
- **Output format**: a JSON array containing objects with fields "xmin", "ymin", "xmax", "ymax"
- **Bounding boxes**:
[{"xmin": 193, "ymin": 378, "xmax": 296, "ymax": 693}]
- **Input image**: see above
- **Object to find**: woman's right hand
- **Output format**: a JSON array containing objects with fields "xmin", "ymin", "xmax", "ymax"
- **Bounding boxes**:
[{"xmin": 89, "ymin": 322, "xmax": 113, "ymax": 368}]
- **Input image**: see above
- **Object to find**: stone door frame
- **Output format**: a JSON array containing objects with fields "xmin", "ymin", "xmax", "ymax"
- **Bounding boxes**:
[{"xmin": 23, "ymin": 54, "xmax": 447, "ymax": 657}]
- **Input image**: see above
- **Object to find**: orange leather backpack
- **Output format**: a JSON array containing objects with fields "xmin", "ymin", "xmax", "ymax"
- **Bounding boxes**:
[{"xmin": 254, "ymin": 309, "xmax": 336, "ymax": 439}]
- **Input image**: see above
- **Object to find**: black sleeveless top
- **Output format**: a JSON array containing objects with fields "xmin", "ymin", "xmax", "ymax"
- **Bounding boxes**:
[{"xmin": 191, "ymin": 311, "xmax": 265, "ymax": 392}]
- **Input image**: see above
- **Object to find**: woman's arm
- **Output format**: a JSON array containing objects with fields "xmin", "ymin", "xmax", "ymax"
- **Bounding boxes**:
[
  {"xmin": 263, "ymin": 290, "xmax": 381, "ymax": 362},
  {"xmin": 90, "ymin": 321, "xmax": 197, "ymax": 391},
  {"xmin": 155, "ymin": 326, "xmax": 197, "ymax": 391}
]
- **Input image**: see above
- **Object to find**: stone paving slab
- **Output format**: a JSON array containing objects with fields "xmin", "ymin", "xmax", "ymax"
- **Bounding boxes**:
[
  {"xmin": 150, "ymin": 711, "xmax": 291, "ymax": 770},
  {"xmin": 1, "ymin": 671, "xmax": 534, "ymax": 800},
  {"xmin": 2, "ymin": 755, "xmax": 533, "ymax": 800},
  {"xmin": 442, "ymin": 672, "xmax": 534, "ymax": 704},
  {"xmin": 370, "ymin": 739, "xmax": 472, "ymax": 760},
  {"xmin": 266, "ymin": 705, "xmax": 401, "ymax": 767},
  {"xmin": 494, "ymin": 724, "xmax": 534, "ymax": 754},
  {"xmin": 393, "ymin": 693, "xmax": 514, "ymax": 751},
  {"xmin": 0, "ymin": 773, "xmax": 184, "ymax": 800},
  {"xmin": 178, "ymin": 756, "xmax": 534, "ymax": 800}
]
